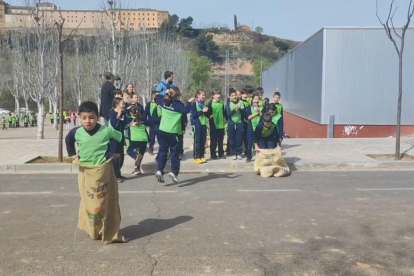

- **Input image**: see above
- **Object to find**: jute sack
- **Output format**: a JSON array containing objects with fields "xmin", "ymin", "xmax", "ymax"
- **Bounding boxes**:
[
  {"xmin": 254, "ymin": 148, "xmax": 291, "ymax": 178},
  {"xmin": 76, "ymin": 159, "xmax": 124, "ymax": 244}
]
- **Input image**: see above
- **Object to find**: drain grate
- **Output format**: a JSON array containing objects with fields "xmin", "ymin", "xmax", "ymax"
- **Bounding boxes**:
[{"xmin": 180, "ymin": 171, "xmax": 203, "ymax": 175}]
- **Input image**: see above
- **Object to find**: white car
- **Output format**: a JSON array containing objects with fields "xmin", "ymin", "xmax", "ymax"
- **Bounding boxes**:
[{"xmin": 0, "ymin": 108, "xmax": 11, "ymax": 115}]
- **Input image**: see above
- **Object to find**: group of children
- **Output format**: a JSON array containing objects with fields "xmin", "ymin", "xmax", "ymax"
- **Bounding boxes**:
[
  {"xmin": 2, "ymin": 113, "xmax": 37, "ymax": 130},
  {"xmin": 49, "ymin": 110, "xmax": 78, "ymax": 130},
  {"xmin": 65, "ymin": 85, "xmax": 284, "ymax": 185}
]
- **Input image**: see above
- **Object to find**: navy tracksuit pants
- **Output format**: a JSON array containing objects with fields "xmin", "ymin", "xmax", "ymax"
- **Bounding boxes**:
[
  {"xmin": 109, "ymin": 139, "xmax": 125, "ymax": 177},
  {"xmin": 148, "ymin": 124, "xmax": 159, "ymax": 153},
  {"xmin": 193, "ymin": 124, "xmax": 207, "ymax": 159},
  {"xmin": 127, "ymin": 141, "xmax": 147, "ymax": 159},
  {"xmin": 209, "ymin": 122, "xmax": 224, "ymax": 158},
  {"xmin": 258, "ymin": 137, "xmax": 277, "ymax": 150},
  {"xmin": 246, "ymin": 125, "xmax": 255, "ymax": 158},
  {"xmin": 157, "ymin": 130, "xmax": 180, "ymax": 176},
  {"xmin": 243, "ymin": 122, "xmax": 248, "ymax": 156},
  {"xmin": 178, "ymin": 134, "xmax": 184, "ymax": 155},
  {"xmin": 228, "ymin": 121, "xmax": 243, "ymax": 156}
]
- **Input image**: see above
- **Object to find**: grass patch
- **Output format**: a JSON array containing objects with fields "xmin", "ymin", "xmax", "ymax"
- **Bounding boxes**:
[{"xmin": 29, "ymin": 156, "xmax": 73, "ymax": 164}]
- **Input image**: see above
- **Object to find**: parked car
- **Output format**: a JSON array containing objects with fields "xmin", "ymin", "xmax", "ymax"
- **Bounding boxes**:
[
  {"xmin": 0, "ymin": 108, "xmax": 11, "ymax": 115},
  {"xmin": 15, "ymin": 108, "xmax": 33, "ymax": 114}
]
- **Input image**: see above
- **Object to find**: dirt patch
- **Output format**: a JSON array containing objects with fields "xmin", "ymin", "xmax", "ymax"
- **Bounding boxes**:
[
  {"xmin": 367, "ymin": 154, "xmax": 414, "ymax": 161},
  {"xmin": 29, "ymin": 156, "xmax": 73, "ymax": 164}
]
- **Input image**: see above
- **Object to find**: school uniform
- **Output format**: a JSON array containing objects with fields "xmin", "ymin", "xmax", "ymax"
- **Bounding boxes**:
[
  {"xmin": 271, "ymin": 112, "xmax": 284, "ymax": 142},
  {"xmin": 178, "ymin": 114, "xmax": 188, "ymax": 156},
  {"xmin": 109, "ymin": 109, "xmax": 128, "ymax": 177},
  {"xmin": 8, "ymin": 116, "xmax": 12, "ymax": 128},
  {"xmin": 126, "ymin": 115, "xmax": 151, "ymax": 173},
  {"xmin": 254, "ymin": 121, "xmax": 279, "ymax": 150},
  {"xmin": 126, "ymin": 103, "xmax": 146, "ymax": 141},
  {"xmin": 225, "ymin": 100, "xmax": 245, "ymax": 157},
  {"xmin": 2, "ymin": 118, "xmax": 7, "ymax": 130},
  {"xmin": 207, "ymin": 100, "xmax": 226, "ymax": 159},
  {"xmin": 157, "ymin": 99, "xmax": 192, "ymax": 176},
  {"xmin": 245, "ymin": 105, "xmax": 265, "ymax": 159},
  {"xmin": 191, "ymin": 101, "xmax": 207, "ymax": 160},
  {"xmin": 241, "ymin": 99, "xmax": 251, "ymax": 156},
  {"xmin": 275, "ymin": 103, "xmax": 284, "ymax": 139},
  {"xmin": 145, "ymin": 101, "xmax": 162, "ymax": 154}
]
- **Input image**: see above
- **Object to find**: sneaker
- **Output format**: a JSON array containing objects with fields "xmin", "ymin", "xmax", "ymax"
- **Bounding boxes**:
[
  {"xmin": 201, "ymin": 158, "xmax": 207, "ymax": 163},
  {"xmin": 116, "ymin": 177, "xmax": 124, "ymax": 183},
  {"xmin": 194, "ymin": 159, "xmax": 203, "ymax": 164},
  {"xmin": 219, "ymin": 155, "xmax": 226, "ymax": 160},
  {"xmin": 119, "ymin": 175, "xmax": 127, "ymax": 180},
  {"xmin": 168, "ymin": 172, "xmax": 179, "ymax": 184},
  {"xmin": 232, "ymin": 155, "xmax": 237, "ymax": 160},
  {"xmin": 149, "ymin": 151, "xmax": 155, "ymax": 156},
  {"xmin": 155, "ymin": 171, "xmax": 164, "ymax": 183},
  {"xmin": 237, "ymin": 155, "xmax": 243, "ymax": 160},
  {"xmin": 211, "ymin": 156, "xmax": 218, "ymax": 160},
  {"xmin": 131, "ymin": 169, "xmax": 141, "ymax": 176},
  {"xmin": 246, "ymin": 157, "xmax": 252, "ymax": 163}
]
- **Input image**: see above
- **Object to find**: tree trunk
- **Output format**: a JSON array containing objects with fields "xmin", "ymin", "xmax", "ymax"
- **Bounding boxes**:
[
  {"xmin": 58, "ymin": 50, "xmax": 64, "ymax": 162},
  {"xmin": 15, "ymin": 97, "xmax": 20, "ymax": 117},
  {"xmin": 395, "ymin": 54, "xmax": 403, "ymax": 160},
  {"xmin": 53, "ymin": 102, "xmax": 58, "ymax": 130},
  {"xmin": 48, "ymin": 99, "xmax": 53, "ymax": 113},
  {"xmin": 36, "ymin": 102, "xmax": 44, "ymax": 139},
  {"xmin": 24, "ymin": 99, "xmax": 29, "ymax": 115}
]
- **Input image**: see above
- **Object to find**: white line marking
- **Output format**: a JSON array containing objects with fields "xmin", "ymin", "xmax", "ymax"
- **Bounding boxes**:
[
  {"xmin": 357, "ymin": 188, "xmax": 414, "ymax": 191},
  {"xmin": 119, "ymin": 191, "xmax": 178, "ymax": 194},
  {"xmin": 0, "ymin": 192, "xmax": 52, "ymax": 195},
  {"xmin": 237, "ymin": 189, "xmax": 301, "ymax": 192}
]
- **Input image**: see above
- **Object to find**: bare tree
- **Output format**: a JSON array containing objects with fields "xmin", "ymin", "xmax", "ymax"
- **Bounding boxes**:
[
  {"xmin": 376, "ymin": 0, "xmax": 414, "ymax": 159},
  {"xmin": 255, "ymin": 26, "xmax": 264, "ymax": 34}
]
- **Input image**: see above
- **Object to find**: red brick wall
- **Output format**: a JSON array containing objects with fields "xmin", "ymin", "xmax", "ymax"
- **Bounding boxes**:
[{"xmin": 284, "ymin": 111, "xmax": 414, "ymax": 138}]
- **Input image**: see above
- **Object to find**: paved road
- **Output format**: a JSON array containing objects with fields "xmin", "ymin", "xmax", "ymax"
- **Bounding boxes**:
[{"xmin": 1, "ymin": 172, "xmax": 414, "ymax": 275}]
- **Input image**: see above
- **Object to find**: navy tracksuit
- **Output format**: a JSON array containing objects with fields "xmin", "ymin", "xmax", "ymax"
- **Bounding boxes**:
[
  {"xmin": 254, "ymin": 121, "xmax": 279, "ymax": 149},
  {"xmin": 109, "ymin": 109, "xmax": 128, "ymax": 177},
  {"xmin": 157, "ymin": 99, "xmax": 192, "ymax": 176},
  {"xmin": 179, "ymin": 115, "xmax": 187, "ymax": 156},
  {"xmin": 145, "ymin": 102, "xmax": 161, "ymax": 153},
  {"xmin": 191, "ymin": 102, "xmax": 207, "ymax": 159},
  {"xmin": 226, "ymin": 101, "xmax": 245, "ymax": 156},
  {"xmin": 206, "ymin": 101, "xmax": 227, "ymax": 158},
  {"xmin": 245, "ymin": 106, "xmax": 266, "ymax": 159}
]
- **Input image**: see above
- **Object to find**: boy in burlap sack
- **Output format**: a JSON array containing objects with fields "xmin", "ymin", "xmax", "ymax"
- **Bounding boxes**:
[{"xmin": 66, "ymin": 101, "xmax": 128, "ymax": 244}]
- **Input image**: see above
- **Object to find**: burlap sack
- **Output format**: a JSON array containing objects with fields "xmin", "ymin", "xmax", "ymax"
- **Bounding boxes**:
[
  {"xmin": 254, "ymin": 148, "xmax": 290, "ymax": 178},
  {"xmin": 76, "ymin": 159, "xmax": 124, "ymax": 244}
]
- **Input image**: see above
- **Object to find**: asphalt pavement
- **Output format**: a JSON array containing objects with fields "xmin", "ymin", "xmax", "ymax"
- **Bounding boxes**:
[{"xmin": 1, "ymin": 172, "xmax": 414, "ymax": 275}]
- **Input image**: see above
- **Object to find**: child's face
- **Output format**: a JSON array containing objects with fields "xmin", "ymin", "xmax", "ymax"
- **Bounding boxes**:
[
  {"xmin": 213, "ymin": 93, "xmax": 221, "ymax": 102},
  {"xmin": 264, "ymin": 121, "xmax": 272, "ymax": 129},
  {"xmin": 274, "ymin": 95, "xmax": 280, "ymax": 103},
  {"xmin": 198, "ymin": 92, "xmax": 206, "ymax": 101},
  {"xmin": 268, "ymin": 110, "xmax": 276, "ymax": 116},
  {"xmin": 117, "ymin": 100, "xmax": 125, "ymax": 110},
  {"xmin": 132, "ymin": 95, "xmax": 139, "ymax": 103},
  {"xmin": 230, "ymin": 93, "xmax": 238, "ymax": 102},
  {"xmin": 241, "ymin": 93, "xmax": 248, "ymax": 101},
  {"xmin": 253, "ymin": 96, "xmax": 260, "ymax": 105},
  {"xmin": 80, "ymin": 112, "xmax": 98, "ymax": 131},
  {"xmin": 115, "ymin": 94, "xmax": 123, "ymax": 99},
  {"xmin": 236, "ymin": 91, "xmax": 241, "ymax": 99},
  {"xmin": 127, "ymin": 84, "xmax": 134, "ymax": 93}
]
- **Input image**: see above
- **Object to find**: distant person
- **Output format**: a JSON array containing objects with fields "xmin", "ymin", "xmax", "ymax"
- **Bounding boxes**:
[
  {"xmin": 49, "ymin": 113, "xmax": 54, "ymax": 124},
  {"xmin": 2, "ymin": 117, "xmax": 7, "ymax": 130},
  {"xmin": 123, "ymin": 84, "xmax": 135, "ymax": 106},
  {"xmin": 99, "ymin": 72, "xmax": 117, "ymax": 124},
  {"xmin": 156, "ymin": 71, "xmax": 176, "ymax": 96},
  {"xmin": 8, "ymin": 114, "xmax": 12, "ymax": 128},
  {"xmin": 246, "ymin": 93, "xmax": 264, "ymax": 163},
  {"xmin": 226, "ymin": 89, "xmax": 246, "ymax": 160},
  {"xmin": 191, "ymin": 89, "xmax": 208, "ymax": 164},
  {"xmin": 145, "ymin": 91, "xmax": 162, "ymax": 156},
  {"xmin": 72, "ymin": 112, "xmax": 77, "ymax": 126}
]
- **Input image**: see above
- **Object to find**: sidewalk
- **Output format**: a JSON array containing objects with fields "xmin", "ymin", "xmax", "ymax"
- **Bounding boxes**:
[{"xmin": 1, "ymin": 133, "xmax": 414, "ymax": 173}]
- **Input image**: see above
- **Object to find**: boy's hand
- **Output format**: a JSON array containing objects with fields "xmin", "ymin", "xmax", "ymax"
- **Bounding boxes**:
[
  {"xmin": 188, "ymin": 97, "xmax": 195, "ymax": 103},
  {"xmin": 203, "ymin": 107, "xmax": 208, "ymax": 113}
]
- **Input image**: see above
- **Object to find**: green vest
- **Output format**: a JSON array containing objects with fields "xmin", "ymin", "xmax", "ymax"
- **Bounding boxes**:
[
  {"xmin": 8, "ymin": 117, "xmax": 12, "ymax": 122},
  {"xmin": 50, "ymin": 114, "xmax": 54, "ymax": 119},
  {"xmin": 150, "ymin": 103, "xmax": 162, "ymax": 117},
  {"xmin": 261, "ymin": 124, "xmax": 275, "ymax": 138},
  {"xmin": 159, "ymin": 107, "xmax": 182, "ymax": 134},
  {"xmin": 24, "ymin": 117, "xmax": 29, "ymax": 123},
  {"xmin": 196, "ymin": 103, "xmax": 206, "ymax": 126},
  {"xmin": 250, "ymin": 106, "xmax": 264, "ymax": 131},
  {"xmin": 130, "ymin": 124, "xmax": 148, "ymax": 142},
  {"xmin": 276, "ymin": 103, "xmax": 283, "ymax": 115},
  {"xmin": 211, "ymin": 101, "xmax": 224, "ymax": 129},
  {"xmin": 259, "ymin": 100, "xmax": 264, "ymax": 107},
  {"xmin": 229, "ymin": 101, "xmax": 244, "ymax": 124},
  {"xmin": 2, "ymin": 118, "xmax": 6, "ymax": 124},
  {"xmin": 272, "ymin": 113, "xmax": 282, "ymax": 132},
  {"xmin": 12, "ymin": 117, "xmax": 16, "ymax": 123}
]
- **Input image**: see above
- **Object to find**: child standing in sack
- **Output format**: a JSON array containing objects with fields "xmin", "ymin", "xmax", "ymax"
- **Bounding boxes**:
[
  {"xmin": 155, "ymin": 87, "xmax": 194, "ymax": 184},
  {"xmin": 254, "ymin": 113, "xmax": 279, "ymax": 151},
  {"xmin": 191, "ymin": 89, "xmax": 208, "ymax": 164},
  {"xmin": 206, "ymin": 89, "xmax": 226, "ymax": 160},
  {"xmin": 226, "ymin": 88, "xmax": 246, "ymax": 160}
]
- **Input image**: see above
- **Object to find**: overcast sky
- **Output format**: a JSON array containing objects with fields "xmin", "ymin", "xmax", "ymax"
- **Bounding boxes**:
[{"xmin": 5, "ymin": 0, "xmax": 413, "ymax": 41}]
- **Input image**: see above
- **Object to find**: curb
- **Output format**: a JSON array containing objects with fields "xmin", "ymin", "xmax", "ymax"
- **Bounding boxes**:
[{"xmin": 1, "ymin": 160, "xmax": 414, "ymax": 174}]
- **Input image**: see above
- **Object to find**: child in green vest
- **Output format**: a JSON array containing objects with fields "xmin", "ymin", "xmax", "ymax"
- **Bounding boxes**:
[
  {"xmin": 145, "ymin": 91, "xmax": 162, "ymax": 156},
  {"xmin": 126, "ymin": 106, "xmax": 150, "ymax": 175},
  {"xmin": 24, "ymin": 116, "xmax": 29, "ymax": 127},
  {"xmin": 2, "ymin": 117, "xmax": 7, "ymax": 130},
  {"xmin": 273, "ymin": 92, "xmax": 284, "ymax": 143},
  {"xmin": 49, "ymin": 113, "xmax": 54, "ymax": 124},
  {"xmin": 226, "ymin": 88, "xmax": 246, "ymax": 160},
  {"xmin": 8, "ymin": 115, "xmax": 12, "ymax": 128},
  {"xmin": 246, "ymin": 93, "xmax": 264, "ymax": 162},
  {"xmin": 15, "ymin": 116, "xmax": 20, "ymax": 128},
  {"xmin": 191, "ymin": 89, "xmax": 208, "ymax": 164},
  {"xmin": 241, "ymin": 90, "xmax": 251, "ymax": 158},
  {"xmin": 254, "ymin": 113, "xmax": 279, "ymax": 150},
  {"xmin": 206, "ymin": 89, "xmax": 226, "ymax": 160},
  {"xmin": 267, "ymin": 103, "xmax": 283, "ymax": 146},
  {"xmin": 155, "ymin": 87, "xmax": 194, "ymax": 184}
]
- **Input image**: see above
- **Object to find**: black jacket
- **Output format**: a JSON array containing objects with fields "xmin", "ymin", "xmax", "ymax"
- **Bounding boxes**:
[{"xmin": 99, "ymin": 81, "xmax": 116, "ymax": 120}]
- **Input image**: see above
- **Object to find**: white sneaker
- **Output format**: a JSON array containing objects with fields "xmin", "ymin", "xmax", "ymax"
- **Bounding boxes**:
[
  {"xmin": 168, "ymin": 172, "xmax": 179, "ymax": 184},
  {"xmin": 232, "ymin": 155, "xmax": 237, "ymax": 160},
  {"xmin": 237, "ymin": 155, "xmax": 243, "ymax": 160},
  {"xmin": 155, "ymin": 171, "xmax": 164, "ymax": 183}
]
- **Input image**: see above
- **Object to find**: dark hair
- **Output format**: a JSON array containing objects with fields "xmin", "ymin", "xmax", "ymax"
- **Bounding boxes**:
[
  {"xmin": 105, "ymin": 72, "xmax": 114, "ymax": 80},
  {"xmin": 229, "ymin": 88, "xmax": 237, "ymax": 96},
  {"xmin": 124, "ymin": 83, "xmax": 134, "ymax": 94},
  {"xmin": 252, "ymin": 93, "xmax": 261, "ymax": 100},
  {"xmin": 256, "ymin": 87, "xmax": 264, "ymax": 94},
  {"xmin": 129, "ymin": 106, "xmax": 142, "ymax": 123},
  {"xmin": 151, "ymin": 91, "xmax": 158, "ymax": 97},
  {"xmin": 212, "ymin": 89, "xmax": 221, "ymax": 97},
  {"xmin": 112, "ymin": 98, "xmax": 123, "ymax": 109},
  {"xmin": 114, "ymin": 89, "xmax": 123, "ymax": 97},
  {"xmin": 274, "ymin": 91, "xmax": 281, "ymax": 97},
  {"xmin": 196, "ymin": 89, "xmax": 205, "ymax": 97},
  {"xmin": 263, "ymin": 113, "xmax": 272, "ymax": 123},
  {"xmin": 164, "ymin": 87, "xmax": 181, "ymax": 106},
  {"xmin": 78, "ymin": 101, "xmax": 99, "ymax": 117},
  {"xmin": 241, "ymin": 89, "xmax": 248, "ymax": 95},
  {"xmin": 164, "ymin": 71, "xmax": 174, "ymax": 80},
  {"xmin": 267, "ymin": 103, "xmax": 277, "ymax": 112}
]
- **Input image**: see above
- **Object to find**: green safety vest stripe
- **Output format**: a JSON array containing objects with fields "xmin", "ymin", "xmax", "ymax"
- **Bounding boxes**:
[
  {"xmin": 229, "ymin": 101, "xmax": 244, "ymax": 124},
  {"xmin": 159, "ymin": 107, "xmax": 182, "ymax": 134},
  {"xmin": 250, "ymin": 106, "xmax": 264, "ymax": 131},
  {"xmin": 195, "ymin": 103, "xmax": 206, "ymax": 126},
  {"xmin": 211, "ymin": 101, "xmax": 224, "ymax": 129}
]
